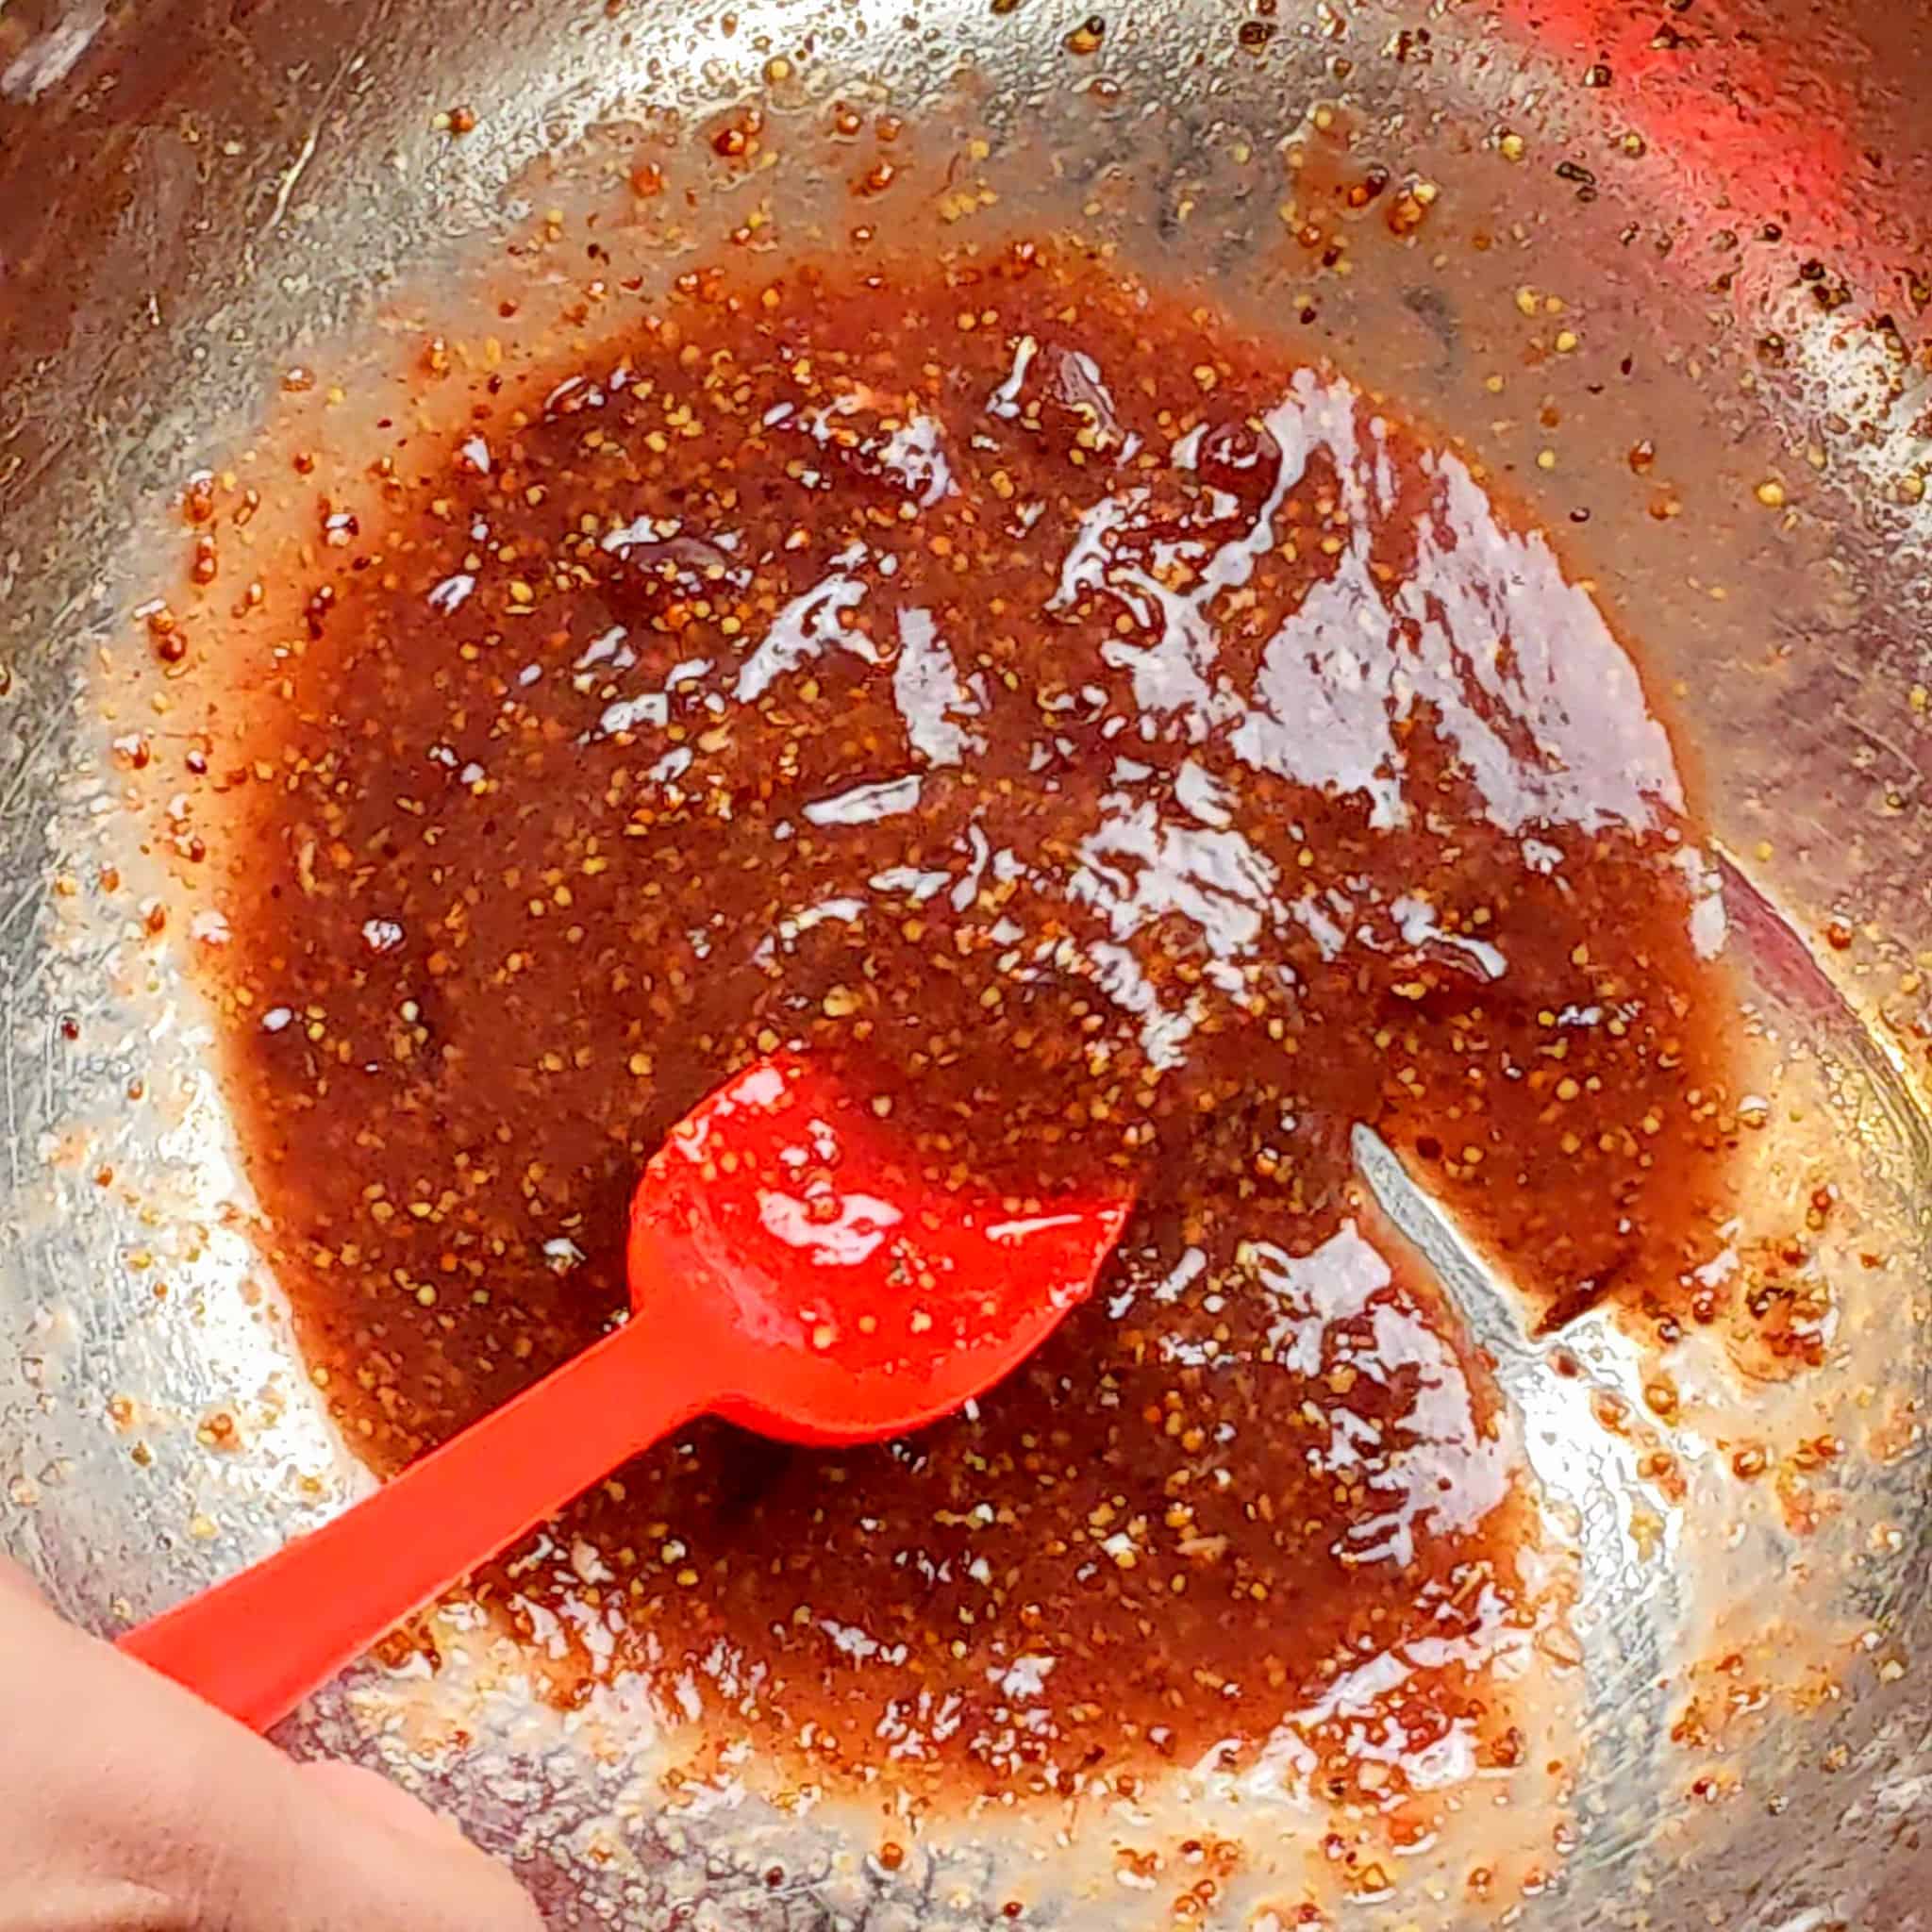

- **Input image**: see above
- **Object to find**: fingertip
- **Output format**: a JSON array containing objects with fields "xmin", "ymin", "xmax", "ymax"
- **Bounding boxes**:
[
  {"xmin": 300, "ymin": 1758, "xmax": 545, "ymax": 1930},
  {"xmin": 299, "ymin": 1759, "xmax": 458, "ymax": 1847}
]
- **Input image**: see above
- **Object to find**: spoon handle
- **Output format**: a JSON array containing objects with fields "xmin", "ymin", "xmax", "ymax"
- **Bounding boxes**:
[{"xmin": 118, "ymin": 1319, "xmax": 708, "ymax": 1733}]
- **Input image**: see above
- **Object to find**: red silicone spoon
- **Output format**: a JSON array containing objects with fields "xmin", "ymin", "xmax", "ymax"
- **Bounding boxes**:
[{"xmin": 120, "ymin": 1052, "xmax": 1133, "ymax": 1732}]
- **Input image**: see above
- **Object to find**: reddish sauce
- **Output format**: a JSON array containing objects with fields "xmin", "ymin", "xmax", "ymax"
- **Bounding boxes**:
[{"xmin": 179, "ymin": 242, "xmax": 1742, "ymax": 1810}]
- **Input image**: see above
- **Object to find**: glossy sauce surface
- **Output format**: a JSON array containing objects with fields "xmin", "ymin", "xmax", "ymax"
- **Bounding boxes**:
[{"xmin": 187, "ymin": 243, "xmax": 1742, "ymax": 1812}]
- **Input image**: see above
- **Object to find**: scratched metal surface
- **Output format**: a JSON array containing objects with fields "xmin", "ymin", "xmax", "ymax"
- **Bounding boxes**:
[{"xmin": 2, "ymin": 0, "xmax": 1930, "ymax": 1925}]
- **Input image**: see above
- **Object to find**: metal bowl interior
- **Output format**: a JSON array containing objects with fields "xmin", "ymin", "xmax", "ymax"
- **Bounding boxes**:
[{"xmin": 1, "ymin": 0, "xmax": 1929, "ymax": 1924}]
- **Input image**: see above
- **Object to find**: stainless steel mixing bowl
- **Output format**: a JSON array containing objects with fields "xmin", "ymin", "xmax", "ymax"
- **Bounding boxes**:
[{"xmin": 3, "ymin": 0, "xmax": 1929, "ymax": 1924}]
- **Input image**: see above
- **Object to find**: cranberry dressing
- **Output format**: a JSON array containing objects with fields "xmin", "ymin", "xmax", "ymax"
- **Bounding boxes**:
[{"xmin": 170, "ymin": 242, "xmax": 1744, "ymax": 1813}]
